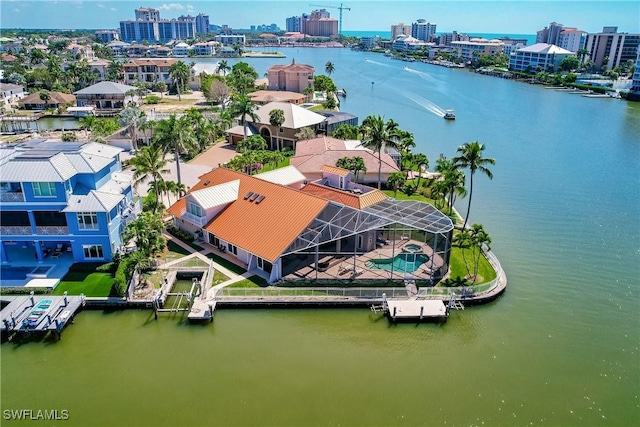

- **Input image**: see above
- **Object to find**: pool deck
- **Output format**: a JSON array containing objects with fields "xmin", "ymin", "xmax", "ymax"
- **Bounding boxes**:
[
  {"xmin": 281, "ymin": 239, "xmax": 445, "ymax": 283},
  {"xmin": 0, "ymin": 294, "xmax": 85, "ymax": 338}
]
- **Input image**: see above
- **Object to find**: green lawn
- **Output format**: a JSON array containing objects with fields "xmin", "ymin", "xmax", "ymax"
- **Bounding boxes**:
[
  {"xmin": 52, "ymin": 263, "xmax": 115, "ymax": 297},
  {"xmin": 227, "ymin": 275, "xmax": 269, "ymax": 288},
  {"xmin": 382, "ymin": 189, "xmax": 437, "ymax": 205},
  {"xmin": 166, "ymin": 240, "xmax": 191, "ymax": 256},
  {"xmin": 260, "ymin": 158, "xmax": 291, "ymax": 173},
  {"xmin": 206, "ymin": 253, "xmax": 246, "ymax": 275},
  {"xmin": 446, "ymin": 245, "xmax": 497, "ymax": 286}
]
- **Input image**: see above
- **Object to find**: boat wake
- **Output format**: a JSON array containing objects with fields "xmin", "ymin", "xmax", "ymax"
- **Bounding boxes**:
[
  {"xmin": 403, "ymin": 92, "xmax": 447, "ymax": 118},
  {"xmin": 364, "ymin": 58, "xmax": 392, "ymax": 68}
]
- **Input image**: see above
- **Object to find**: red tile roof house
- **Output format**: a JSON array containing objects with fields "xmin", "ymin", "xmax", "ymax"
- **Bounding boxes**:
[
  {"xmin": 290, "ymin": 136, "xmax": 401, "ymax": 185},
  {"xmin": 167, "ymin": 166, "xmax": 453, "ymax": 285},
  {"xmin": 266, "ymin": 59, "xmax": 315, "ymax": 93}
]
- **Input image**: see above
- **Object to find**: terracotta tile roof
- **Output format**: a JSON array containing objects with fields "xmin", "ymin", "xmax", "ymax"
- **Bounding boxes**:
[
  {"xmin": 295, "ymin": 136, "xmax": 346, "ymax": 156},
  {"xmin": 17, "ymin": 91, "xmax": 76, "ymax": 106},
  {"xmin": 290, "ymin": 149, "xmax": 400, "ymax": 175},
  {"xmin": 300, "ymin": 182, "xmax": 388, "ymax": 209},
  {"xmin": 167, "ymin": 198, "xmax": 186, "ymax": 217},
  {"xmin": 169, "ymin": 168, "xmax": 328, "ymax": 262},
  {"xmin": 123, "ymin": 58, "xmax": 177, "ymax": 67},
  {"xmin": 321, "ymin": 165, "xmax": 350, "ymax": 177},
  {"xmin": 267, "ymin": 61, "xmax": 314, "ymax": 74}
]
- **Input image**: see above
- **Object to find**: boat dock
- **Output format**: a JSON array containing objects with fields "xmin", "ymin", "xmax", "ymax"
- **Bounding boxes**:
[{"xmin": 0, "ymin": 293, "xmax": 85, "ymax": 339}]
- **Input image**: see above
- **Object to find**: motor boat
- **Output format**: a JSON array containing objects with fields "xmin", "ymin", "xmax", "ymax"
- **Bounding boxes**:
[{"xmin": 444, "ymin": 110, "xmax": 456, "ymax": 120}]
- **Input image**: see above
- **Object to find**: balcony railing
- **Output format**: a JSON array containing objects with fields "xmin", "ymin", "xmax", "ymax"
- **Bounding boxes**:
[
  {"xmin": 0, "ymin": 192, "xmax": 25, "ymax": 202},
  {"xmin": 183, "ymin": 212, "xmax": 207, "ymax": 227},
  {"xmin": 0, "ymin": 226, "xmax": 33, "ymax": 236},
  {"xmin": 36, "ymin": 226, "xmax": 70, "ymax": 235}
]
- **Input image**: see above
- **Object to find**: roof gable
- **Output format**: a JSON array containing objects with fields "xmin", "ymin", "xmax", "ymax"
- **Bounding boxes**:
[{"xmin": 254, "ymin": 102, "xmax": 325, "ymax": 129}]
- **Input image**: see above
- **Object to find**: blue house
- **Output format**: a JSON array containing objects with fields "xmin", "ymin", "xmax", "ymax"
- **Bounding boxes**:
[{"xmin": 0, "ymin": 139, "xmax": 139, "ymax": 264}]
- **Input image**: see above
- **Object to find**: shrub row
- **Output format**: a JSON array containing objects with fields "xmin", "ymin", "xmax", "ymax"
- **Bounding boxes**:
[{"xmin": 110, "ymin": 255, "xmax": 139, "ymax": 297}]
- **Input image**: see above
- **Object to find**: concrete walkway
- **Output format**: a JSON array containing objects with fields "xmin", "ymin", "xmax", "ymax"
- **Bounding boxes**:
[{"xmin": 162, "ymin": 232, "xmax": 252, "ymax": 298}]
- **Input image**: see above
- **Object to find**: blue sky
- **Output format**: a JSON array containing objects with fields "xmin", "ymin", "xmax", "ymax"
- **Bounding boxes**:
[{"xmin": 1, "ymin": 0, "xmax": 638, "ymax": 34}]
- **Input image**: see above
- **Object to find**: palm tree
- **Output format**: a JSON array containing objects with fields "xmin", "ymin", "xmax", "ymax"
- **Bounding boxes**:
[
  {"xmin": 128, "ymin": 145, "xmax": 169, "ymax": 213},
  {"xmin": 169, "ymin": 60, "xmax": 190, "ymax": 101},
  {"xmin": 79, "ymin": 115, "xmax": 97, "ymax": 140},
  {"xmin": 164, "ymin": 180, "xmax": 186, "ymax": 206},
  {"xmin": 387, "ymin": 172, "xmax": 406, "ymax": 198},
  {"xmin": 228, "ymin": 94, "xmax": 258, "ymax": 141},
  {"xmin": 268, "ymin": 108, "xmax": 285, "ymax": 151},
  {"xmin": 118, "ymin": 106, "xmax": 146, "ymax": 151},
  {"xmin": 325, "ymin": 61, "xmax": 335, "ymax": 76},
  {"xmin": 215, "ymin": 60, "xmax": 230, "ymax": 76},
  {"xmin": 452, "ymin": 141, "xmax": 495, "ymax": 229},
  {"xmin": 153, "ymin": 115, "xmax": 197, "ymax": 191},
  {"xmin": 470, "ymin": 223, "xmax": 491, "ymax": 283},
  {"xmin": 435, "ymin": 157, "xmax": 467, "ymax": 217},
  {"xmin": 360, "ymin": 115, "xmax": 401, "ymax": 189},
  {"xmin": 411, "ymin": 152, "xmax": 429, "ymax": 187},
  {"xmin": 107, "ymin": 60, "xmax": 123, "ymax": 82}
]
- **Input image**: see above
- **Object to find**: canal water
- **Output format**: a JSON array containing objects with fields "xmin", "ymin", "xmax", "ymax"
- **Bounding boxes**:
[{"xmin": 2, "ymin": 48, "xmax": 639, "ymax": 426}]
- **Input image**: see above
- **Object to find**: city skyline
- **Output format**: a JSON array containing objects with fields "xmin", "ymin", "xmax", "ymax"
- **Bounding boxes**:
[{"xmin": 1, "ymin": 0, "xmax": 639, "ymax": 34}]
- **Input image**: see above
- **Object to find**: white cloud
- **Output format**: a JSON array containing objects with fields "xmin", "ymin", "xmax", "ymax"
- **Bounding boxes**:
[
  {"xmin": 14, "ymin": 8, "xmax": 20, "ymax": 13},
  {"xmin": 98, "ymin": 4, "xmax": 104, "ymax": 8},
  {"xmin": 110, "ymin": 7, "xmax": 117, "ymax": 11},
  {"xmin": 159, "ymin": 3, "xmax": 184, "ymax": 11}
]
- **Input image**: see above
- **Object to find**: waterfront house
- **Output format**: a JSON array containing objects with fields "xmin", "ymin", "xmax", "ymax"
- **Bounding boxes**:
[
  {"xmin": 226, "ymin": 101, "xmax": 326, "ymax": 149},
  {"xmin": 267, "ymin": 60, "xmax": 315, "ymax": 93},
  {"xmin": 17, "ymin": 91, "xmax": 76, "ymax": 110},
  {"xmin": 172, "ymin": 42, "xmax": 190, "ymax": 57},
  {"xmin": 508, "ymin": 43, "xmax": 575, "ymax": 72},
  {"xmin": 166, "ymin": 166, "xmax": 453, "ymax": 284},
  {"xmin": 290, "ymin": 136, "xmax": 400, "ymax": 184},
  {"xmin": 87, "ymin": 59, "xmax": 111, "ymax": 82},
  {"xmin": 107, "ymin": 40, "xmax": 130, "ymax": 57},
  {"xmin": 192, "ymin": 41, "xmax": 217, "ymax": 56},
  {"xmin": 74, "ymin": 81, "xmax": 138, "ymax": 109},
  {"xmin": 451, "ymin": 38, "xmax": 504, "ymax": 62},
  {"xmin": 0, "ymin": 139, "xmax": 138, "ymax": 265},
  {"xmin": 0, "ymin": 83, "xmax": 26, "ymax": 107},
  {"xmin": 123, "ymin": 58, "xmax": 177, "ymax": 86},
  {"xmin": 66, "ymin": 43, "xmax": 94, "ymax": 61}
]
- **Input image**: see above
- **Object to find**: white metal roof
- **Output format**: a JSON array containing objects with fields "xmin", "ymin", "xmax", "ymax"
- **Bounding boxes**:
[
  {"xmin": 63, "ymin": 190, "xmax": 124, "ymax": 212},
  {"xmin": 254, "ymin": 102, "xmax": 326, "ymax": 129},
  {"xmin": 516, "ymin": 43, "xmax": 574, "ymax": 55},
  {"xmin": 74, "ymin": 81, "xmax": 137, "ymax": 95},
  {"xmin": 189, "ymin": 179, "xmax": 240, "ymax": 209},
  {"xmin": 255, "ymin": 165, "xmax": 306, "ymax": 186}
]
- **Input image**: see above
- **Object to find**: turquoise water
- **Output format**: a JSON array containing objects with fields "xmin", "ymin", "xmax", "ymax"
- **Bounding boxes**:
[
  {"xmin": 342, "ymin": 31, "xmax": 536, "ymax": 45},
  {"xmin": 2, "ymin": 48, "xmax": 639, "ymax": 426},
  {"xmin": 366, "ymin": 253, "xmax": 430, "ymax": 272}
]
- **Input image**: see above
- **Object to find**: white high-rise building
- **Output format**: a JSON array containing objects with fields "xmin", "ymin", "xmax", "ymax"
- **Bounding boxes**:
[{"xmin": 411, "ymin": 19, "xmax": 436, "ymax": 42}]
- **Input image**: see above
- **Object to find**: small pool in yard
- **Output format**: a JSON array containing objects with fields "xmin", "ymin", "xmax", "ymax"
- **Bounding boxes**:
[
  {"xmin": 1, "ymin": 266, "xmax": 34, "ymax": 281},
  {"xmin": 365, "ymin": 253, "xmax": 430, "ymax": 273},
  {"xmin": 1, "ymin": 265, "xmax": 55, "ymax": 282}
]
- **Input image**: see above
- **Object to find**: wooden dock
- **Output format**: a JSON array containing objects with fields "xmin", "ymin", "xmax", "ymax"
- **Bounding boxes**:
[
  {"xmin": 386, "ymin": 299, "xmax": 449, "ymax": 322},
  {"xmin": 0, "ymin": 294, "xmax": 85, "ymax": 339}
]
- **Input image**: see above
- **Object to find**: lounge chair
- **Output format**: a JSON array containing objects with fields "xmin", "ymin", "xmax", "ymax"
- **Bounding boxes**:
[
  {"xmin": 338, "ymin": 264, "xmax": 352, "ymax": 275},
  {"xmin": 353, "ymin": 268, "xmax": 364, "ymax": 277}
]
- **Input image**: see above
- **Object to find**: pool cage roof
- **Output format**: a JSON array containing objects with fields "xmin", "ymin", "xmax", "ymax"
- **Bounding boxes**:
[{"xmin": 282, "ymin": 199, "xmax": 454, "ymax": 256}]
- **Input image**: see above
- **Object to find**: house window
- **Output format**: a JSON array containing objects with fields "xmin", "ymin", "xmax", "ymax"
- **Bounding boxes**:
[
  {"xmin": 257, "ymin": 257, "xmax": 272, "ymax": 273},
  {"xmin": 227, "ymin": 243, "xmax": 238, "ymax": 255},
  {"xmin": 33, "ymin": 182, "xmax": 56, "ymax": 197},
  {"xmin": 83, "ymin": 245, "xmax": 104, "ymax": 259},
  {"xmin": 187, "ymin": 202, "xmax": 203, "ymax": 217},
  {"xmin": 209, "ymin": 233, "xmax": 220, "ymax": 247},
  {"xmin": 78, "ymin": 212, "xmax": 99, "ymax": 229}
]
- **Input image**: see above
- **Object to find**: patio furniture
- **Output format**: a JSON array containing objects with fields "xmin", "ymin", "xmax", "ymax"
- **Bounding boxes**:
[
  {"xmin": 53, "ymin": 244, "xmax": 64, "ymax": 258},
  {"xmin": 338, "ymin": 264, "xmax": 353, "ymax": 275}
]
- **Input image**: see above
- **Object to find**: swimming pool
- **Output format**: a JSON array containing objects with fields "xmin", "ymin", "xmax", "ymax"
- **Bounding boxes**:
[
  {"xmin": 1, "ymin": 265, "xmax": 54, "ymax": 282},
  {"xmin": 365, "ymin": 253, "xmax": 430, "ymax": 273},
  {"xmin": 1, "ymin": 266, "xmax": 34, "ymax": 281}
]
